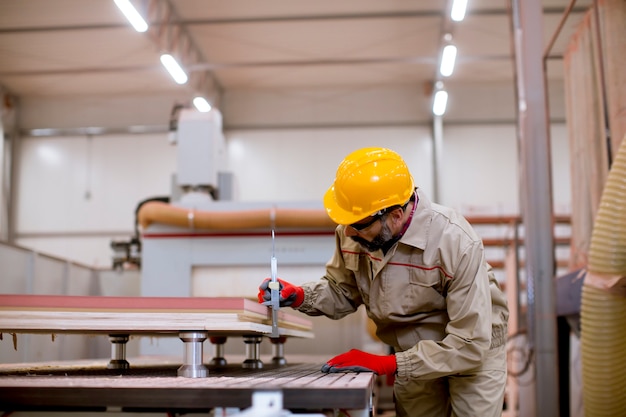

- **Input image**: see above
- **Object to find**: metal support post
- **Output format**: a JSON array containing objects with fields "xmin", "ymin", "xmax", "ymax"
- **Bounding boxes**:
[
  {"xmin": 510, "ymin": 0, "xmax": 559, "ymax": 416},
  {"xmin": 107, "ymin": 334, "xmax": 130, "ymax": 370},
  {"xmin": 209, "ymin": 336, "xmax": 228, "ymax": 367},
  {"xmin": 270, "ymin": 336, "xmax": 287, "ymax": 366},
  {"xmin": 242, "ymin": 335, "xmax": 263, "ymax": 369},
  {"xmin": 432, "ymin": 114, "xmax": 444, "ymax": 203},
  {"xmin": 178, "ymin": 331, "xmax": 208, "ymax": 378}
]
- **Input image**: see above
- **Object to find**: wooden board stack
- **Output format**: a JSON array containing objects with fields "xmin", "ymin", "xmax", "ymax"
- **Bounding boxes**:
[{"xmin": 0, "ymin": 294, "xmax": 313, "ymax": 337}]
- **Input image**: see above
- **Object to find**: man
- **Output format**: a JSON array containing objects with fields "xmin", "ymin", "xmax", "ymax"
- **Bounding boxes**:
[{"xmin": 259, "ymin": 147, "xmax": 509, "ymax": 417}]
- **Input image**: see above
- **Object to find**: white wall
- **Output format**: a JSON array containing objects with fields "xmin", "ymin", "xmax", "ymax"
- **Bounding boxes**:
[
  {"xmin": 439, "ymin": 123, "xmax": 571, "ymax": 214},
  {"xmin": 15, "ymin": 133, "xmax": 177, "ymax": 266},
  {"xmin": 14, "ymin": 122, "xmax": 571, "ymax": 267},
  {"xmin": 226, "ymin": 126, "xmax": 433, "ymax": 202},
  {"xmin": 440, "ymin": 124, "xmax": 521, "ymax": 212}
]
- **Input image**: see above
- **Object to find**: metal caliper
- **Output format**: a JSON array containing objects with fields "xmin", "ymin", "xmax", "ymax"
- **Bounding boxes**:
[{"xmin": 262, "ymin": 229, "xmax": 280, "ymax": 338}]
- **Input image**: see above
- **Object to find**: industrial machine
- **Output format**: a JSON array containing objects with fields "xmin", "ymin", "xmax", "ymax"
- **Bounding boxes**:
[{"xmin": 131, "ymin": 106, "xmax": 341, "ymax": 358}]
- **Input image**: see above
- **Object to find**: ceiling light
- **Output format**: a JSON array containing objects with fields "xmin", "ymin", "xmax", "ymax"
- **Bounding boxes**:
[
  {"xmin": 160, "ymin": 54, "xmax": 188, "ymax": 84},
  {"xmin": 113, "ymin": 0, "xmax": 148, "ymax": 32},
  {"xmin": 193, "ymin": 97, "xmax": 212, "ymax": 112},
  {"xmin": 440, "ymin": 44, "xmax": 457, "ymax": 77},
  {"xmin": 37, "ymin": 145, "xmax": 63, "ymax": 166},
  {"xmin": 433, "ymin": 90, "xmax": 449, "ymax": 116},
  {"xmin": 451, "ymin": 0, "xmax": 468, "ymax": 22}
]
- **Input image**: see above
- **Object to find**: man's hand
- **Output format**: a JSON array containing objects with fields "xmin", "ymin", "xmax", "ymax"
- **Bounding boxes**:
[
  {"xmin": 321, "ymin": 349, "xmax": 397, "ymax": 375},
  {"xmin": 258, "ymin": 278, "xmax": 304, "ymax": 308}
]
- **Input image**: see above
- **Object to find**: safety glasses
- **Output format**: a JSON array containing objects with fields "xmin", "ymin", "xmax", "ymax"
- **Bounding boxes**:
[{"xmin": 349, "ymin": 212, "xmax": 384, "ymax": 231}]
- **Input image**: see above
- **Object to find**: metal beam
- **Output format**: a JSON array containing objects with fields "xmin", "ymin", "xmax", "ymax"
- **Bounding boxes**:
[
  {"xmin": 0, "ymin": 88, "xmax": 18, "ymax": 243},
  {"xmin": 0, "ymin": 7, "xmax": 590, "ymax": 34},
  {"xmin": 0, "ymin": 53, "xmax": 569, "ymax": 78},
  {"xmin": 140, "ymin": 0, "xmax": 223, "ymax": 103},
  {"xmin": 0, "ymin": 54, "xmax": 521, "ymax": 78},
  {"xmin": 510, "ymin": 0, "xmax": 559, "ymax": 416}
]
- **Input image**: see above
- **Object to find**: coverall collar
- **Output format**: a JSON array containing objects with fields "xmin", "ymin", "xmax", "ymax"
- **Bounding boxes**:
[{"xmin": 398, "ymin": 188, "xmax": 432, "ymax": 250}]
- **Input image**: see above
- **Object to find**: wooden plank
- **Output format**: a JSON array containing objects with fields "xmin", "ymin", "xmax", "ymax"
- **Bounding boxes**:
[
  {"xmin": 0, "ymin": 295, "xmax": 310, "ymax": 326},
  {"xmin": 0, "ymin": 295, "xmax": 313, "ymax": 338},
  {"xmin": 0, "ymin": 295, "xmax": 259, "ymax": 312},
  {"xmin": 0, "ymin": 311, "xmax": 313, "ymax": 338}
]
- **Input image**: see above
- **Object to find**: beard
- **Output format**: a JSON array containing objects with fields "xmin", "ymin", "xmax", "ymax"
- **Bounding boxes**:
[{"xmin": 350, "ymin": 216, "xmax": 395, "ymax": 252}]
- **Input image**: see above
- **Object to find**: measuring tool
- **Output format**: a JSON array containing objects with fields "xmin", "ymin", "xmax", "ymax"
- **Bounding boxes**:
[{"xmin": 263, "ymin": 229, "xmax": 280, "ymax": 338}]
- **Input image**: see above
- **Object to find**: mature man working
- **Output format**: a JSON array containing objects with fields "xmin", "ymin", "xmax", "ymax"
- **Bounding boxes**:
[{"xmin": 259, "ymin": 147, "xmax": 509, "ymax": 417}]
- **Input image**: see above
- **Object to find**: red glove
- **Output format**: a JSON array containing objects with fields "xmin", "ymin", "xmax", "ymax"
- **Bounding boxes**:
[
  {"xmin": 321, "ymin": 349, "xmax": 397, "ymax": 375},
  {"xmin": 257, "ymin": 278, "xmax": 304, "ymax": 308}
]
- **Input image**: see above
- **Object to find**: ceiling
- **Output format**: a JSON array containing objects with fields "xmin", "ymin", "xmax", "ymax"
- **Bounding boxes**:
[{"xmin": 0, "ymin": 0, "xmax": 590, "ymax": 116}]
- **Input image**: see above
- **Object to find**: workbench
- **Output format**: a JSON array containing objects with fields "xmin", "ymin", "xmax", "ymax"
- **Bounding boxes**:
[
  {"xmin": 0, "ymin": 294, "xmax": 376, "ymax": 414},
  {"xmin": 0, "ymin": 358, "xmax": 375, "ymax": 414}
]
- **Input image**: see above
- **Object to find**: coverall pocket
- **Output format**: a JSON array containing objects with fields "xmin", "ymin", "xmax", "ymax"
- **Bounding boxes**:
[{"xmin": 402, "ymin": 268, "xmax": 446, "ymax": 314}]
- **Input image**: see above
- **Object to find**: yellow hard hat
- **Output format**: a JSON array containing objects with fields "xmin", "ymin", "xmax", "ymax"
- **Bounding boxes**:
[{"xmin": 323, "ymin": 147, "xmax": 415, "ymax": 225}]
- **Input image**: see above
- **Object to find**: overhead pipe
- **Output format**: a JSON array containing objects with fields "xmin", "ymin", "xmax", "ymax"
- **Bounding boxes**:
[
  {"xmin": 137, "ymin": 200, "xmax": 337, "ymax": 231},
  {"xmin": 581, "ymin": 134, "xmax": 626, "ymax": 417}
]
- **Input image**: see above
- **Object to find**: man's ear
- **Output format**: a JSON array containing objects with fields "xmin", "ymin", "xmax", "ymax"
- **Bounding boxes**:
[{"xmin": 391, "ymin": 206, "xmax": 405, "ymax": 223}]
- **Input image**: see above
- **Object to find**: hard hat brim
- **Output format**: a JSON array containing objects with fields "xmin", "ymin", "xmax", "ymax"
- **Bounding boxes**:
[{"xmin": 323, "ymin": 185, "xmax": 372, "ymax": 226}]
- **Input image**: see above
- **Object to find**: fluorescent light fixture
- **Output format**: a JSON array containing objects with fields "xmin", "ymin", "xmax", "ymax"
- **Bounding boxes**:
[
  {"xmin": 193, "ymin": 97, "xmax": 212, "ymax": 112},
  {"xmin": 160, "ymin": 53, "xmax": 188, "ymax": 84},
  {"xmin": 451, "ymin": 0, "xmax": 468, "ymax": 22},
  {"xmin": 114, "ymin": 0, "xmax": 148, "ymax": 32},
  {"xmin": 440, "ymin": 44, "xmax": 457, "ymax": 77},
  {"xmin": 433, "ymin": 90, "xmax": 449, "ymax": 116}
]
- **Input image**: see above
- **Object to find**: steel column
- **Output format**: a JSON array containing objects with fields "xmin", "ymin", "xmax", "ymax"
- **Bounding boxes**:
[{"xmin": 510, "ymin": 0, "xmax": 559, "ymax": 416}]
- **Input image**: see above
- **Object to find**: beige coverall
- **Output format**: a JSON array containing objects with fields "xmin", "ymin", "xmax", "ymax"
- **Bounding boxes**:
[{"xmin": 297, "ymin": 188, "xmax": 509, "ymax": 417}]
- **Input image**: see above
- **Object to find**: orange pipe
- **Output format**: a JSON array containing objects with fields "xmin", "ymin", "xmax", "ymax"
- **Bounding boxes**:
[{"xmin": 137, "ymin": 201, "xmax": 337, "ymax": 230}]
